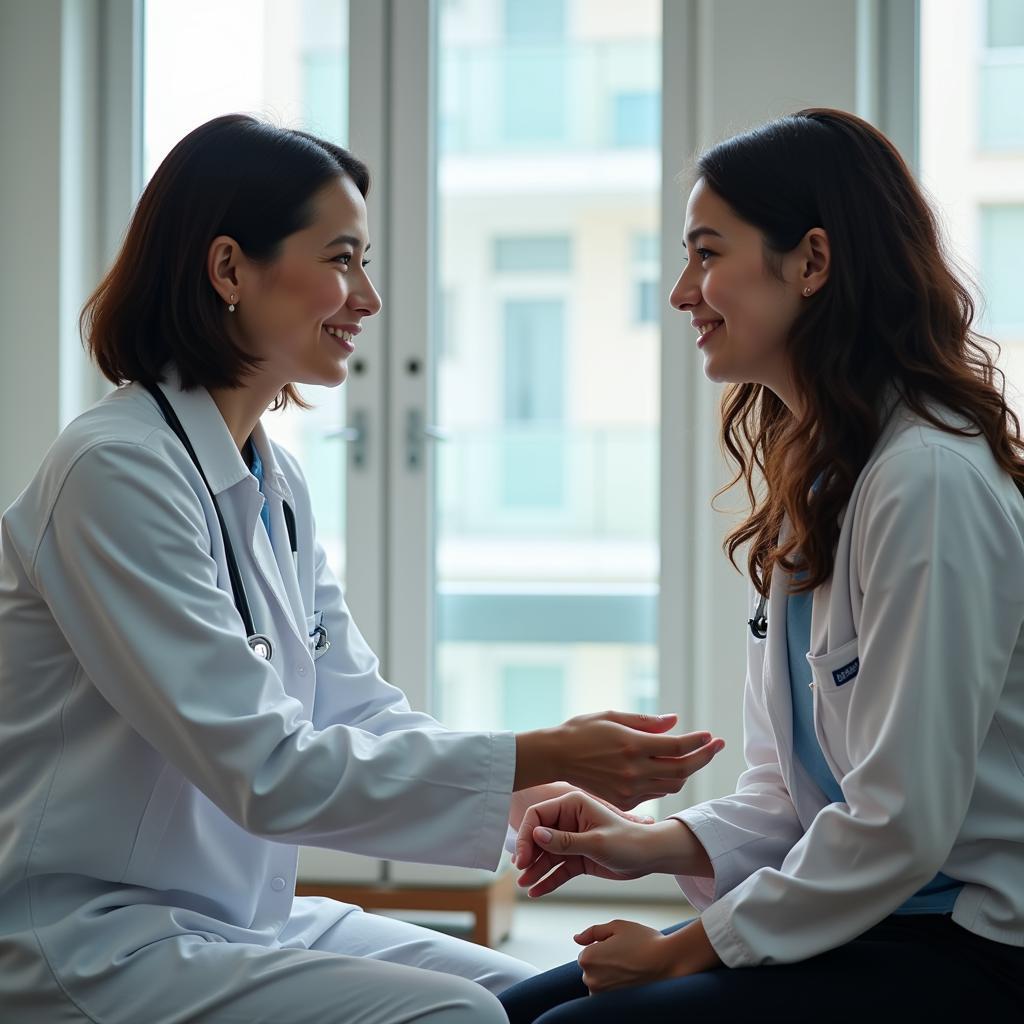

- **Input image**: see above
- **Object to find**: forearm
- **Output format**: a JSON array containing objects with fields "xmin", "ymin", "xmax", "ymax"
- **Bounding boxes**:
[{"xmin": 644, "ymin": 819, "xmax": 714, "ymax": 878}]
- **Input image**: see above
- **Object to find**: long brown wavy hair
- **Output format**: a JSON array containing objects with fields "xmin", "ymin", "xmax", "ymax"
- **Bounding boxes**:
[{"xmin": 701, "ymin": 108, "xmax": 1024, "ymax": 596}]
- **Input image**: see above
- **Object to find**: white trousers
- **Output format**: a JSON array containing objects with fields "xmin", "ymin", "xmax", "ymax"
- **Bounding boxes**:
[{"xmin": 1, "ymin": 897, "xmax": 537, "ymax": 1023}]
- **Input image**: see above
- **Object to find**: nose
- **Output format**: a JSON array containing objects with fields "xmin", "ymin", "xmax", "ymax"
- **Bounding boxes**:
[
  {"xmin": 350, "ymin": 268, "xmax": 383, "ymax": 318},
  {"xmin": 668, "ymin": 262, "xmax": 700, "ymax": 312}
]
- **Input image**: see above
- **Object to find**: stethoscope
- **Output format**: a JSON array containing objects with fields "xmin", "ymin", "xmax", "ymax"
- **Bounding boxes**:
[
  {"xmin": 145, "ymin": 382, "xmax": 330, "ymax": 663},
  {"xmin": 748, "ymin": 593, "xmax": 768, "ymax": 640}
]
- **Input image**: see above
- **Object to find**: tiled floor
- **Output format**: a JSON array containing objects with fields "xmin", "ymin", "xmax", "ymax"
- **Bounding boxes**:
[{"xmin": 498, "ymin": 899, "xmax": 695, "ymax": 971}]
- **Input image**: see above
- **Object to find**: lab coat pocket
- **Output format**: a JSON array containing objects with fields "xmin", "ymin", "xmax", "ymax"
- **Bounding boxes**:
[
  {"xmin": 806, "ymin": 636, "xmax": 860, "ymax": 781},
  {"xmin": 121, "ymin": 764, "xmax": 185, "ymax": 883},
  {"xmin": 306, "ymin": 610, "xmax": 330, "ymax": 661}
]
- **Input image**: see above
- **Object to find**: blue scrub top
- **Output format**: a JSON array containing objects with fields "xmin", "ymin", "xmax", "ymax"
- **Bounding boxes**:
[{"xmin": 787, "ymin": 581, "xmax": 963, "ymax": 914}]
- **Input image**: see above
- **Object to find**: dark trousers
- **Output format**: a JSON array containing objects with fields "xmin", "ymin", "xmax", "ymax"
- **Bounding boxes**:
[{"xmin": 498, "ymin": 915, "xmax": 1024, "ymax": 1023}]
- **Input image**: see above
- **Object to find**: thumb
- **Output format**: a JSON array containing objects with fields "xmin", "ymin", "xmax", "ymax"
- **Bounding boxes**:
[
  {"xmin": 602, "ymin": 710, "xmax": 677, "ymax": 733},
  {"xmin": 533, "ymin": 825, "xmax": 585, "ymax": 855}
]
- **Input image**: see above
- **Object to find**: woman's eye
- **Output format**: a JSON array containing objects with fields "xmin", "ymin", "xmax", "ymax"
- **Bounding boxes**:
[
  {"xmin": 361, "ymin": 258, "xmax": 371, "ymax": 268},
  {"xmin": 332, "ymin": 253, "xmax": 354, "ymax": 267},
  {"xmin": 696, "ymin": 248, "xmax": 716, "ymax": 262}
]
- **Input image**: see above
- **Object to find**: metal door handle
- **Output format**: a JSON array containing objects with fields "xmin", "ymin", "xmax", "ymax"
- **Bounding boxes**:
[{"xmin": 324, "ymin": 409, "xmax": 368, "ymax": 468}]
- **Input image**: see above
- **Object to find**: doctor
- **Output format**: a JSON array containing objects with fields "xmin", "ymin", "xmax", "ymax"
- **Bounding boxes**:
[
  {"xmin": 500, "ymin": 109, "xmax": 1024, "ymax": 1022},
  {"xmin": 0, "ymin": 114, "xmax": 723, "ymax": 1024}
]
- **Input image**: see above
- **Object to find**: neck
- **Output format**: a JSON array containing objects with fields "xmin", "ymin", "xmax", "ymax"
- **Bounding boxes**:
[{"xmin": 208, "ymin": 379, "xmax": 283, "ymax": 451}]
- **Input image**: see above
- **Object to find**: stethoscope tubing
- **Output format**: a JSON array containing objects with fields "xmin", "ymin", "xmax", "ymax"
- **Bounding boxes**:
[{"xmin": 144, "ymin": 382, "xmax": 297, "ymax": 660}]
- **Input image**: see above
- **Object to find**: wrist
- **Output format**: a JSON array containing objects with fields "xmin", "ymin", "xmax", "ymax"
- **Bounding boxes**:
[
  {"xmin": 647, "ymin": 818, "xmax": 714, "ymax": 877},
  {"xmin": 665, "ymin": 919, "xmax": 723, "ymax": 976},
  {"xmin": 513, "ymin": 728, "xmax": 561, "ymax": 791}
]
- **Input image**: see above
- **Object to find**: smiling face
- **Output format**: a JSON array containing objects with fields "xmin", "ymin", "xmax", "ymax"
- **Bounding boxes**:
[
  {"xmin": 669, "ymin": 178, "xmax": 814, "ymax": 408},
  {"xmin": 225, "ymin": 174, "xmax": 381, "ymax": 390}
]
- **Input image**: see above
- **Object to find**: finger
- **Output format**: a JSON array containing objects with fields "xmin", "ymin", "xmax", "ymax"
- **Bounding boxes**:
[
  {"xmin": 517, "ymin": 849, "xmax": 563, "ymax": 888},
  {"xmin": 533, "ymin": 825, "xmax": 589, "ymax": 858},
  {"xmin": 646, "ymin": 730, "xmax": 716, "ymax": 757},
  {"xmin": 527, "ymin": 859, "xmax": 582, "ymax": 899},
  {"xmin": 601, "ymin": 710, "xmax": 678, "ymax": 733},
  {"xmin": 653, "ymin": 738, "xmax": 726, "ymax": 777},
  {"xmin": 574, "ymin": 921, "xmax": 617, "ymax": 945}
]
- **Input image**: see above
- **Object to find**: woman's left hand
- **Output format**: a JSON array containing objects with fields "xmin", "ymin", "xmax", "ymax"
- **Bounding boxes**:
[{"xmin": 574, "ymin": 918, "xmax": 722, "ymax": 994}]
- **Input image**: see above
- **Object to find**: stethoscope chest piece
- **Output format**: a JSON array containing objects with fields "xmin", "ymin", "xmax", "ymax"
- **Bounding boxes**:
[
  {"xmin": 748, "ymin": 594, "xmax": 768, "ymax": 640},
  {"xmin": 248, "ymin": 634, "xmax": 274, "ymax": 661}
]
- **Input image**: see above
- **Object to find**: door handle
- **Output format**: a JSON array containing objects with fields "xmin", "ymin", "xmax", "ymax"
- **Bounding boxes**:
[{"xmin": 324, "ymin": 409, "xmax": 368, "ymax": 468}]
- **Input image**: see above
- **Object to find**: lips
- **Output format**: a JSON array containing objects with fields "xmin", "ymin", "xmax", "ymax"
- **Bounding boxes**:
[
  {"xmin": 323, "ymin": 323, "xmax": 359, "ymax": 353},
  {"xmin": 693, "ymin": 320, "xmax": 723, "ymax": 346}
]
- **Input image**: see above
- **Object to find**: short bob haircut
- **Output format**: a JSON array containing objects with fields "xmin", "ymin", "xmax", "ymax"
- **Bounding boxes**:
[{"xmin": 82, "ymin": 114, "xmax": 370, "ymax": 409}]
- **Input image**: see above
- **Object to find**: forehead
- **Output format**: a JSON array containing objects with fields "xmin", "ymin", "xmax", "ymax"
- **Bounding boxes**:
[
  {"xmin": 302, "ymin": 175, "xmax": 369, "ymax": 241},
  {"xmin": 684, "ymin": 178, "xmax": 733, "ymax": 231}
]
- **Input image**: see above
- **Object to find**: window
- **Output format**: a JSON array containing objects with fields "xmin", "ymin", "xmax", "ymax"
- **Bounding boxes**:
[
  {"xmin": 494, "ymin": 235, "xmax": 572, "ymax": 273},
  {"xmin": 632, "ymin": 232, "xmax": 659, "ymax": 324},
  {"xmin": 980, "ymin": 206, "xmax": 1024, "ymax": 331},
  {"xmin": 612, "ymin": 91, "xmax": 660, "ymax": 148},
  {"xmin": 980, "ymin": 0, "xmax": 1024, "ymax": 150},
  {"xmin": 501, "ymin": 663, "xmax": 566, "ymax": 733},
  {"xmin": 502, "ymin": 299, "xmax": 565, "ymax": 508}
]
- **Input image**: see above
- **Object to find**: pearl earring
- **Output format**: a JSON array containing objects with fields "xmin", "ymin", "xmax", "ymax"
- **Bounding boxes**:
[
  {"xmin": 228, "ymin": 293, "xmax": 237, "ymax": 312},
  {"xmin": 803, "ymin": 287, "xmax": 812, "ymax": 297}
]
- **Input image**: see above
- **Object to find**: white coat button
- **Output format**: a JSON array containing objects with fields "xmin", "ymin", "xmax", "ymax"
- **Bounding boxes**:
[
  {"xmin": 297, "ymin": 665, "xmax": 307, "ymax": 676},
  {"xmin": 271, "ymin": 876, "xmax": 287, "ymax": 892}
]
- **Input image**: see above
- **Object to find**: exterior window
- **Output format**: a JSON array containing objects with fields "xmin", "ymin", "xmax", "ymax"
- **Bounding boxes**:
[
  {"xmin": 501, "ymin": 663, "xmax": 566, "ymax": 733},
  {"xmin": 980, "ymin": 205, "xmax": 1024, "ymax": 332},
  {"xmin": 494, "ymin": 235, "xmax": 572, "ymax": 273},
  {"xmin": 633, "ymin": 232, "xmax": 659, "ymax": 324},
  {"xmin": 980, "ymin": 0, "xmax": 1024, "ymax": 150},
  {"xmin": 613, "ymin": 91, "xmax": 660, "ymax": 148},
  {"xmin": 502, "ymin": 299, "xmax": 565, "ymax": 508}
]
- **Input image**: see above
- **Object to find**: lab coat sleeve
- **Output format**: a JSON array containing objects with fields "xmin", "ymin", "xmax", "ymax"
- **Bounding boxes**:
[
  {"xmin": 699, "ymin": 444, "xmax": 1023, "ymax": 967},
  {"xmin": 670, "ymin": 628, "xmax": 805, "ymax": 910},
  {"xmin": 33, "ymin": 440, "xmax": 513, "ymax": 869}
]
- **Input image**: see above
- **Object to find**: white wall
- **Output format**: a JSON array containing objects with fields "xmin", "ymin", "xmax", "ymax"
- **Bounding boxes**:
[{"xmin": 0, "ymin": 0, "xmax": 112, "ymax": 513}]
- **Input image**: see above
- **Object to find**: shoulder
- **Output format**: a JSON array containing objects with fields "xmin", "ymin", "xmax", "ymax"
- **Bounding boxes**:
[
  {"xmin": 7, "ymin": 386, "xmax": 208, "ymax": 562},
  {"xmin": 851, "ymin": 406, "xmax": 1024, "ymax": 559},
  {"xmin": 864, "ymin": 406, "xmax": 1023, "ymax": 516}
]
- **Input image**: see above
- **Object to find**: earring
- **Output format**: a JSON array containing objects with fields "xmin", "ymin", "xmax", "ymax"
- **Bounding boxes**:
[
  {"xmin": 228, "ymin": 293, "xmax": 237, "ymax": 313},
  {"xmin": 803, "ymin": 287, "xmax": 812, "ymax": 297}
]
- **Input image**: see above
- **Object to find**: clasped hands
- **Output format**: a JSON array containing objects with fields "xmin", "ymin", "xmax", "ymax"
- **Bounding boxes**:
[{"xmin": 512, "ymin": 756, "xmax": 725, "ymax": 993}]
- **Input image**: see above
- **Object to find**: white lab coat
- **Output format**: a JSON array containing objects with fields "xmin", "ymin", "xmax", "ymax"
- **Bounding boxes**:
[
  {"xmin": 673, "ymin": 401, "xmax": 1024, "ymax": 967},
  {"xmin": 0, "ymin": 371, "xmax": 521, "ymax": 1019}
]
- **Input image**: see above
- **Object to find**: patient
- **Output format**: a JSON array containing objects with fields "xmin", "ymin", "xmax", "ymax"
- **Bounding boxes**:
[{"xmin": 498, "ymin": 108, "xmax": 1024, "ymax": 1023}]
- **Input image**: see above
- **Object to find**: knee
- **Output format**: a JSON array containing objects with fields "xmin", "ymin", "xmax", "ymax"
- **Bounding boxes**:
[{"xmin": 428, "ymin": 976, "xmax": 508, "ymax": 1024}]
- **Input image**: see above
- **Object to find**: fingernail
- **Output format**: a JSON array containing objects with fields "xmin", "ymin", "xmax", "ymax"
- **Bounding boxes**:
[
  {"xmin": 658, "ymin": 713, "xmax": 674, "ymax": 719},
  {"xmin": 535, "ymin": 827, "xmax": 552, "ymax": 843}
]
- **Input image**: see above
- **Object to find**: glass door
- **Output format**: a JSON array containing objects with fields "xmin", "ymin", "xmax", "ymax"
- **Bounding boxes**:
[{"xmin": 432, "ymin": 0, "xmax": 663, "ymax": 771}]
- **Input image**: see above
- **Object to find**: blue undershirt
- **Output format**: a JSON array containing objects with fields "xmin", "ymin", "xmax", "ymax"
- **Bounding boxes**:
[
  {"xmin": 248, "ymin": 442, "xmax": 272, "ymax": 541},
  {"xmin": 786, "ymin": 583, "xmax": 963, "ymax": 914}
]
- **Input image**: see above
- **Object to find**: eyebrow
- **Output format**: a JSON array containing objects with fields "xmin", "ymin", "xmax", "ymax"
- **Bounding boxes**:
[
  {"xmin": 325, "ymin": 234, "xmax": 370, "ymax": 251},
  {"xmin": 684, "ymin": 226, "xmax": 723, "ymax": 246}
]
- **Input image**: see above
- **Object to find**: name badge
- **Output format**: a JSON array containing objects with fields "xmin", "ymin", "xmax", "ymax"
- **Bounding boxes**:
[{"xmin": 832, "ymin": 658, "xmax": 859, "ymax": 687}]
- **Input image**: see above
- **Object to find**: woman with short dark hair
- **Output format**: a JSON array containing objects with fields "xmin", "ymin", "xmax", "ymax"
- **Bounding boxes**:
[
  {"xmin": 499, "ymin": 108, "xmax": 1024, "ymax": 1022},
  {"xmin": 0, "ymin": 114, "xmax": 722, "ymax": 1023}
]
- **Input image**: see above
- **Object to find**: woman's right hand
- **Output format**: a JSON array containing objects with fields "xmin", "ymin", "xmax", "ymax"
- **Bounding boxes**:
[
  {"xmin": 513, "ymin": 791, "xmax": 705, "ymax": 898},
  {"xmin": 514, "ymin": 710, "xmax": 724, "ymax": 811}
]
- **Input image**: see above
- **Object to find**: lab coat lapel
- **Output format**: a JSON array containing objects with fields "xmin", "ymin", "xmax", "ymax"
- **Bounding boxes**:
[
  {"xmin": 763, "ymin": 526, "xmax": 798, "ymax": 798},
  {"xmin": 149, "ymin": 371, "xmax": 306, "ymax": 652}
]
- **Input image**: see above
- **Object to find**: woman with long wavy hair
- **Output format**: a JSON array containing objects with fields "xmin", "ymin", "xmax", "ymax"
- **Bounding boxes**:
[{"xmin": 499, "ymin": 108, "xmax": 1024, "ymax": 1022}]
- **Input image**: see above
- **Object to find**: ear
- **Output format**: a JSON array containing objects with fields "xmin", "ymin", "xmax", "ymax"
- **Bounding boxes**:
[
  {"xmin": 207, "ymin": 235, "xmax": 244, "ymax": 305},
  {"xmin": 798, "ymin": 227, "xmax": 830, "ymax": 295}
]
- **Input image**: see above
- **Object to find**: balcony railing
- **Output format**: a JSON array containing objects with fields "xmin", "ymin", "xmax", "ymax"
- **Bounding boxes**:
[
  {"xmin": 436, "ymin": 424, "xmax": 658, "ymax": 541},
  {"xmin": 438, "ymin": 39, "xmax": 661, "ymax": 155}
]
